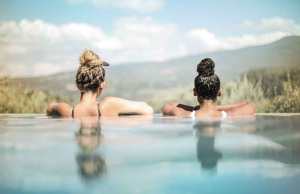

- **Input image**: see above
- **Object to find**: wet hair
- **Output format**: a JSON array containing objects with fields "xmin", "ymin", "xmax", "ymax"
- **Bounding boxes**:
[
  {"xmin": 194, "ymin": 58, "xmax": 220, "ymax": 101},
  {"xmin": 76, "ymin": 50, "xmax": 106, "ymax": 92}
]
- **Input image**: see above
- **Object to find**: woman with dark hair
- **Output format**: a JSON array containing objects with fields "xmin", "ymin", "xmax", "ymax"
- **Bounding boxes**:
[
  {"xmin": 194, "ymin": 120, "xmax": 222, "ymax": 171},
  {"xmin": 47, "ymin": 50, "xmax": 153, "ymax": 118},
  {"xmin": 161, "ymin": 58, "xmax": 255, "ymax": 119}
]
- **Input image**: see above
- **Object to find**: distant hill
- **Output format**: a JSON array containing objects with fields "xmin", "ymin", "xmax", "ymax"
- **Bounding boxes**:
[{"xmin": 13, "ymin": 36, "xmax": 300, "ymax": 102}]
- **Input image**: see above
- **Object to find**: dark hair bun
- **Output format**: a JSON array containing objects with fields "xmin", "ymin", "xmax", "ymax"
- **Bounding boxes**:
[{"xmin": 197, "ymin": 58, "xmax": 215, "ymax": 77}]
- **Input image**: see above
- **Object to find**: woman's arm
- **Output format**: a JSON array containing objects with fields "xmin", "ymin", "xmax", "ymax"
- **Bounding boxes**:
[
  {"xmin": 161, "ymin": 102, "xmax": 194, "ymax": 117},
  {"xmin": 216, "ymin": 101, "xmax": 249, "ymax": 111},
  {"xmin": 216, "ymin": 101, "xmax": 256, "ymax": 116},
  {"xmin": 225, "ymin": 102, "xmax": 256, "ymax": 117},
  {"xmin": 161, "ymin": 101, "xmax": 256, "ymax": 117},
  {"xmin": 46, "ymin": 102, "xmax": 72, "ymax": 118},
  {"xmin": 100, "ymin": 97, "xmax": 153, "ymax": 116}
]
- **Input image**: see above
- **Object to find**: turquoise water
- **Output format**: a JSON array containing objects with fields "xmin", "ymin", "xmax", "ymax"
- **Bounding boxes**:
[{"xmin": 0, "ymin": 114, "xmax": 300, "ymax": 194}]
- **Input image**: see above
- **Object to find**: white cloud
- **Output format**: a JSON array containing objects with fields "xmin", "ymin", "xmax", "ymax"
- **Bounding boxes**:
[
  {"xmin": 0, "ymin": 17, "xmax": 299, "ymax": 76},
  {"xmin": 111, "ymin": 16, "xmax": 187, "ymax": 62},
  {"xmin": 0, "ymin": 19, "xmax": 122, "ymax": 76},
  {"xmin": 0, "ymin": 18, "xmax": 188, "ymax": 76},
  {"xmin": 222, "ymin": 32, "xmax": 289, "ymax": 49},
  {"xmin": 242, "ymin": 17, "xmax": 300, "ymax": 34},
  {"xmin": 186, "ymin": 17, "xmax": 300, "ymax": 54},
  {"xmin": 186, "ymin": 30, "xmax": 288, "ymax": 52},
  {"xmin": 186, "ymin": 28, "xmax": 225, "ymax": 52},
  {"xmin": 66, "ymin": 0, "xmax": 165, "ymax": 12}
]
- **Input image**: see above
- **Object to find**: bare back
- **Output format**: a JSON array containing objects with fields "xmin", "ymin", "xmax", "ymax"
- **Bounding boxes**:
[
  {"xmin": 71, "ymin": 102, "xmax": 101, "ymax": 118},
  {"xmin": 47, "ymin": 97, "xmax": 153, "ymax": 118}
]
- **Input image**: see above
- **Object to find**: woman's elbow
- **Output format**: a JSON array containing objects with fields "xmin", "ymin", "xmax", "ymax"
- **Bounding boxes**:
[
  {"xmin": 46, "ymin": 102, "xmax": 71, "ymax": 118},
  {"xmin": 246, "ymin": 103, "xmax": 256, "ymax": 115},
  {"xmin": 46, "ymin": 102, "xmax": 57, "ymax": 116},
  {"xmin": 240, "ymin": 103, "xmax": 256, "ymax": 115},
  {"xmin": 142, "ymin": 102, "xmax": 154, "ymax": 115}
]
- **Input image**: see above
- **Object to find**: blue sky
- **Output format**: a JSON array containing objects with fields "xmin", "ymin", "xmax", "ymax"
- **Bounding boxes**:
[
  {"xmin": 0, "ymin": 0, "xmax": 300, "ymax": 76},
  {"xmin": 2, "ymin": 0, "xmax": 300, "ymax": 35}
]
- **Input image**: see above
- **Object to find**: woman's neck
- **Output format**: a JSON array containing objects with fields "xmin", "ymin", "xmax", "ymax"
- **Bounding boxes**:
[
  {"xmin": 80, "ymin": 91, "xmax": 98, "ymax": 104},
  {"xmin": 198, "ymin": 100, "xmax": 218, "ymax": 111}
]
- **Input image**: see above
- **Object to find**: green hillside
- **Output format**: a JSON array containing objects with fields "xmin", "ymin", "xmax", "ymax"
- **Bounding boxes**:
[
  {"xmin": 14, "ymin": 36, "xmax": 300, "ymax": 99},
  {"xmin": 0, "ymin": 77, "xmax": 69, "ymax": 113},
  {"xmin": 4, "ymin": 36, "xmax": 300, "ymax": 113}
]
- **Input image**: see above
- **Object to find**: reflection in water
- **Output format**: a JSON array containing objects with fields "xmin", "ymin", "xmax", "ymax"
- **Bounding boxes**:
[
  {"xmin": 194, "ymin": 116, "xmax": 300, "ymax": 173},
  {"xmin": 194, "ymin": 121, "xmax": 222, "ymax": 172},
  {"xmin": 1, "ymin": 116, "xmax": 300, "ymax": 194},
  {"xmin": 75, "ymin": 118, "xmax": 106, "ymax": 182},
  {"xmin": 254, "ymin": 116, "xmax": 300, "ymax": 164}
]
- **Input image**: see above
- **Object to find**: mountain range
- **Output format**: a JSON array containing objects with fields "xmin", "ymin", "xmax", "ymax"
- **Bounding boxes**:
[{"xmin": 12, "ymin": 36, "xmax": 300, "ymax": 102}]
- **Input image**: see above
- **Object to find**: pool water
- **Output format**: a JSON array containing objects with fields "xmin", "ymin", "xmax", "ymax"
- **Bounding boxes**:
[{"xmin": 0, "ymin": 114, "xmax": 300, "ymax": 194}]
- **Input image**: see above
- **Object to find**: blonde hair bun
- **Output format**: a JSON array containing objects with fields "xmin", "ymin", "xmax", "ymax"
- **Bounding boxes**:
[{"xmin": 80, "ymin": 49, "xmax": 103, "ymax": 67}]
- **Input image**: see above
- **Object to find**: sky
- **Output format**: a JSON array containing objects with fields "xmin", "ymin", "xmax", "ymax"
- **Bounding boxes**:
[{"xmin": 0, "ymin": 0, "xmax": 300, "ymax": 76}]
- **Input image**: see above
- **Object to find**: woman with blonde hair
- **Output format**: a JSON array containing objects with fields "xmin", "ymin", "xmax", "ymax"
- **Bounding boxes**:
[{"xmin": 47, "ymin": 50, "xmax": 153, "ymax": 118}]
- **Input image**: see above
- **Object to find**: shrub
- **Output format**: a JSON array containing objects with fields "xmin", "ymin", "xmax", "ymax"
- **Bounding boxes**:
[
  {"xmin": 264, "ymin": 80, "xmax": 300, "ymax": 113},
  {"xmin": 0, "ymin": 77, "xmax": 70, "ymax": 113}
]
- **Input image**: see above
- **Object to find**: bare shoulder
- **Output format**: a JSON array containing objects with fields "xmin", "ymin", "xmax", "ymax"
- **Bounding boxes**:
[
  {"xmin": 46, "ymin": 102, "xmax": 72, "ymax": 118},
  {"xmin": 100, "ymin": 96, "xmax": 119, "ymax": 104},
  {"xmin": 99, "ymin": 96, "xmax": 121, "ymax": 109}
]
